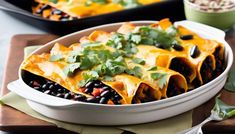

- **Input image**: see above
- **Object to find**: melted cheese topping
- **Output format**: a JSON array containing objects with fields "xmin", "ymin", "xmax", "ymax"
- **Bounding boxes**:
[{"xmin": 21, "ymin": 18, "xmax": 224, "ymax": 104}]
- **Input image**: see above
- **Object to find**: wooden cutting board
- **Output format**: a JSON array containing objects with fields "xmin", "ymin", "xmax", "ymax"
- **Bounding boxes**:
[{"xmin": 1, "ymin": 34, "xmax": 235, "ymax": 134}]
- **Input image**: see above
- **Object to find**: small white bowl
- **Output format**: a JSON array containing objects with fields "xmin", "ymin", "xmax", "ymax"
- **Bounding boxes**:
[{"xmin": 7, "ymin": 20, "xmax": 233, "ymax": 125}]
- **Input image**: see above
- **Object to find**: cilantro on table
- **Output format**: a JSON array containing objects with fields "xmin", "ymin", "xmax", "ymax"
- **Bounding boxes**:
[
  {"xmin": 224, "ymin": 69, "xmax": 235, "ymax": 92},
  {"xmin": 212, "ymin": 96, "xmax": 235, "ymax": 120},
  {"xmin": 150, "ymin": 72, "xmax": 167, "ymax": 88},
  {"xmin": 210, "ymin": 68, "xmax": 235, "ymax": 120}
]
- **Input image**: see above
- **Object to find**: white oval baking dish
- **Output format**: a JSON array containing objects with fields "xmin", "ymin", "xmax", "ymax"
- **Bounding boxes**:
[{"xmin": 7, "ymin": 20, "xmax": 233, "ymax": 125}]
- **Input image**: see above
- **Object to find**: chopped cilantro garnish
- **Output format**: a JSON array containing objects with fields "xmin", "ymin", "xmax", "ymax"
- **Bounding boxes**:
[
  {"xmin": 126, "ymin": 66, "xmax": 143, "ymax": 78},
  {"xmin": 66, "ymin": 51, "xmax": 81, "ymax": 63},
  {"xmin": 136, "ymin": 26, "xmax": 179, "ymax": 49},
  {"xmin": 78, "ymin": 71, "xmax": 99, "ymax": 87},
  {"xmin": 132, "ymin": 57, "xmax": 145, "ymax": 65},
  {"xmin": 49, "ymin": 0, "xmax": 59, "ymax": 4},
  {"xmin": 85, "ymin": 0, "xmax": 108, "ymax": 6},
  {"xmin": 107, "ymin": 33, "xmax": 139, "ymax": 55},
  {"xmin": 63, "ymin": 63, "xmax": 81, "ymax": 77},
  {"xmin": 147, "ymin": 66, "xmax": 158, "ymax": 71},
  {"xmin": 151, "ymin": 72, "xmax": 168, "ymax": 88},
  {"xmin": 103, "ymin": 75, "xmax": 114, "ymax": 82},
  {"xmin": 49, "ymin": 54, "xmax": 64, "ymax": 62},
  {"xmin": 112, "ymin": 0, "xmax": 142, "ymax": 8}
]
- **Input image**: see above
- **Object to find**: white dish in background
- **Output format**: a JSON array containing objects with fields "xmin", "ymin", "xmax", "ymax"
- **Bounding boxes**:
[{"xmin": 7, "ymin": 20, "xmax": 233, "ymax": 125}]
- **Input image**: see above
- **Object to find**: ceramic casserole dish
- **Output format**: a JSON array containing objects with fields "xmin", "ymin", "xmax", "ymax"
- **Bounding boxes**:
[{"xmin": 7, "ymin": 20, "xmax": 233, "ymax": 125}]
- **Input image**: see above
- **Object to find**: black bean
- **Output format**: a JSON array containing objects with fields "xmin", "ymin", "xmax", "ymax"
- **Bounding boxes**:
[
  {"xmin": 64, "ymin": 93, "xmax": 72, "ymax": 99},
  {"xmin": 57, "ymin": 88, "xmax": 65, "ymax": 93},
  {"xmin": 180, "ymin": 35, "xmax": 193, "ymax": 40},
  {"xmin": 94, "ymin": 83, "xmax": 102, "ymax": 88},
  {"xmin": 60, "ymin": 18, "xmax": 70, "ymax": 21},
  {"xmin": 95, "ymin": 96, "xmax": 101, "ymax": 100},
  {"xmin": 46, "ymin": 80, "xmax": 53, "ymax": 84},
  {"xmin": 64, "ymin": 88, "xmax": 69, "ymax": 93},
  {"xmin": 54, "ymin": 83, "xmax": 59, "ymax": 87},
  {"xmin": 99, "ymin": 97, "xmax": 108, "ymax": 104},
  {"xmin": 29, "ymin": 81, "xmax": 34, "ymax": 86},
  {"xmin": 52, "ymin": 9, "xmax": 62, "ymax": 15},
  {"xmin": 86, "ymin": 97, "xmax": 99, "ymax": 103},
  {"xmin": 114, "ymin": 94, "xmax": 122, "ymax": 100},
  {"xmin": 48, "ymin": 84, "xmax": 54, "ymax": 90},
  {"xmin": 56, "ymin": 93, "xmax": 64, "ymax": 98},
  {"xmin": 51, "ymin": 91, "xmax": 57, "ymax": 96},
  {"xmin": 100, "ymin": 90, "xmax": 111, "ymax": 98},
  {"xmin": 102, "ymin": 86, "xmax": 110, "ymax": 91},
  {"xmin": 155, "ymin": 44, "xmax": 164, "ymax": 49},
  {"xmin": 41, "ymin": 84, "xmax": 48, "ymax": 89},
  {"xmin": 84, "ymin": 87, "xmax": 93, "ymax": 94},
  {"xmin": 85, "ymin": 81, "xmax": 94, "ymax": 88},
  {"xmin": 172, "ymin": 43, "xmax": 183, "ymax": 51},
  {"xmin": 34, "ymin": 86, "xmax": 41, "ymax": 90},
  {"xmin": 44, "ymin": 90, "xmax": 51, "ymax": 94},
  {"xmin": 74, "ymin": 94, "xmax": 86, "ymax": 101},
  {"xmin": 190, "ymin": 45, "xmax": 200, "ymax": 58}
]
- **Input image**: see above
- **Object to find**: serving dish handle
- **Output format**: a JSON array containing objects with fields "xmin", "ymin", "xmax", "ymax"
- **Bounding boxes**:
[
  {"xmin": 175, "ymin": 20, "xmax": 225, "ymax": 41},
  {"xmin": 7, "ymin": 80, "xmax": 78, "ymax": 107}
]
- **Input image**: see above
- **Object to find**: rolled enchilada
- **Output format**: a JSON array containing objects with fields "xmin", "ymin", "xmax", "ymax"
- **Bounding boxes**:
[{"xmin": 21, "ymin": 42, "xmax": 187, "ymax": 104}]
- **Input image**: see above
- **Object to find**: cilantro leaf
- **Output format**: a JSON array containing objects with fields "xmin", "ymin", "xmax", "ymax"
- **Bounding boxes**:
[
  {"xmin": 151, "ymin": 72, "xmax": 167, "ymax": 88},
  {"xmin": 132, "ymin": 57, "xmax": 145, "ymax": 65},
  {"xmin": 80, "ymin": 56, "xmax": 99, "ymax": 70},
  {"xmin": 66, "ymin": 51, "xmax": 81, "ymax": 63},
  {"xmin": 212, "ymin": 96, "xmax": 235, "ymax": 120},
  {"xmin": 49, "ymin": 54, "xmax": 64, "ymax": 62},
  {"xmin": 49, "ymin": 0, "xmax": 58, "ymax": 4},
  {"xmin": 147, "ymin": 66, "xmax": 158, "ymax": 71},
  {"xmin": 105, "ymin": 58, "xmax": 127, "ymax": 76},
  {"xmin": 85, "ymin": 0, "xmax": 108, "ymax": 6},
  {"xmin": 137, "ymin": 26, "xmax": 179, "ymax": 49},
  {"xmin": 63, "ymin": 63, "xmax": 81, "ymax": 77},
  {"xmin": 78, "ymin": 71, "xmax": 100, "ymax": 87},
  {"xmin": 112, "ymin": 0, "xmax": 142, "ymax": 8},
  {"xmin": 103, "ymin": 75, "xmax": 114, "ymax": 82},
  {"xmin": 126, "ymin": 66, "xmax": 143, "ymax": 78}
]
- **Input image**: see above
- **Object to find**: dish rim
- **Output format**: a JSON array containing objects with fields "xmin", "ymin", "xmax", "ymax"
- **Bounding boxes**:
[{"xmin": 17, "ymin": 20, "xmax": 233, "ymax": 108}]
